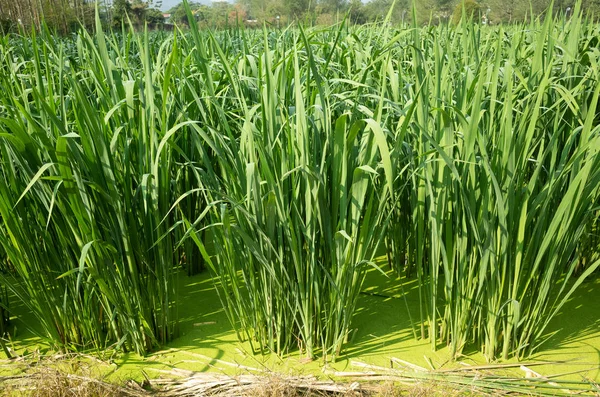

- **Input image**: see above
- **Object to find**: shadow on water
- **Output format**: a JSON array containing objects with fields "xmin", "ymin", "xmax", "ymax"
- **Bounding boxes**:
[
  {"xmin": 173, "ymin": 272, "xmax": 231, "ymax": 337},
  {"xmin": 534, "ymin": 276, "xmax": 600, "ymax": 353},
  {"xmin": 163, "ymin": 261, "xmax": 429, "ymax": 371},
  {"xmin": 337, "ymin": 264, "xmax": 422, "ymax": 362},
  {"xmin": 340, "ymin": 262, "xmax": 600, "ymax": 369}
]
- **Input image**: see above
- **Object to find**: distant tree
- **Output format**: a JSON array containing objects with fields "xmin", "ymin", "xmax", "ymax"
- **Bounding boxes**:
[
  {"xmin": 169, "ymin": 2, "xmax": 203, "ymax": 25},
  {"xmin": 349, "ymin": 0, "xmax": 367, "ymax": 23},
  {"xmin": 0, "ymin": 0, "xmax": 95, "ymax": 33},
  {"xmin": 286, "ymin": 0, "xmax": 313, "ymax": 18},
  {"xmin": 585, "ymin": 0, "xmax": 600, "ymax": 18},
  {"xmin": 451, "ymin": 0, "xmax": 481, "ymax": 23},
  {"xmin": 146, "ymin": 8, "xmax": 165, "ymax": 25},
  {"xmin": 112, "ymin": 0, "xmax": 164, "ymax": 28},
  {"xmin": 195, "ymin": 5, "xmax": 212, "ymax": 22},
  {"xmin": 169, "ymin": 1, "xmax": 244, "ymax": 27},
  {"xmin": 436, "ymin": 0, "xmax": 454, "ymax": 22},
  {"xmin": 131, "ymin": 0, "xmax": 149, "ymax": 25},
  {"xmin": 363, "ymin": 0, "xmax": 409, "ymax": 23},
  {"xmin": 584, "ymin": 0, "xmax": 600, "ymax": 16},
  {"xmin": 211, "ymin": 0, "xmax": 232, "ymax": 26},
  {"xmin": 485, "ymin": 0, "xmax": 523, "ymax": 22},
  {"xmin": 320, "ymin": 0, "xmax": 348, "ymax": 13},
  {"xmin": 112, "ymin": 0, "xmax": 132, "ymax": 27},
  {"xmin": 238, "ymin": 0, "xmax": 285, "ymax": 21}
]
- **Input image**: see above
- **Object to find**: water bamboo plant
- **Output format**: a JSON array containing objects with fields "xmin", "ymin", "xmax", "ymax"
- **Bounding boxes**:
[{"xmin": 0, "ymin": 1, "xmax": 597, "ymax": 363}]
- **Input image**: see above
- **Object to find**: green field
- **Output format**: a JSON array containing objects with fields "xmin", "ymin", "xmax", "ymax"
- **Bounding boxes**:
[{"xmin": 1, "ymin": 2, "xmax": 599, "ymax": 394}]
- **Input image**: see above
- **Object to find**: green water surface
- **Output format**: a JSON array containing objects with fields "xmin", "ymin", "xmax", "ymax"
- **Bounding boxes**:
[{"xmin": 1, "ymin": 264, "xmax": 599, "ymax": 384}]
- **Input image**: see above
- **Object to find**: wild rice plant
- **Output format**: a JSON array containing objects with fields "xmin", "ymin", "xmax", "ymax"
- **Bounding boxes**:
[
  {"xmin": 388, "ymin": 4, "xmax": 600, "ymax": 360},
  {"xmin": 0, "ymin": 18, "xmax": 183, "ymax": 354},
  {"xmin": 179, "ymin": 5, "xmax": 395, "ymax": 358},
  {"xmin": 167, "ymin": 1, "xmax": 600, "ymax": 361},
  {"xmin": 0, "ymin": 289, "xmax": 6, "ymax": 335},
  {"xmin": 0, "ymin": 263, "xmax": 7, "ymax": 338},
  {"xmin": 0, "ymin": 0, "xmax": 598, "ymax": 364}
]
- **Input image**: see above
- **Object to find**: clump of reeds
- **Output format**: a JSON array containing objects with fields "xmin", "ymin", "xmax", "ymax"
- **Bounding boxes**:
[
  {"xmin": 0, "ymin": 0, "xmax": 598, "ymax": 363},
  {"xmin": 0, "ymin": 15, "xmax": 182, "ymax": 354},
  {"xmin": 387, "ymin": 3, "xmax": 600, "ymax": 360}
]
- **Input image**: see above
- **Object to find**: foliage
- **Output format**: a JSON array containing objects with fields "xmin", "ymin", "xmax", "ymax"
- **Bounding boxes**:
[
  {"xmin": 286, "ymin": 0, "xmax": 315, "ymax": 18},
  {"xmin": 2, "ymin": 0, "xmax": 600, "ymax": 31},
  {"xmin": 389, "ymin": 3, "xmax": 600, "ymax": 360},
  {"xmin": 0, "ymin": 23, "xmax": 181, "ymax": 354},
  {"xmin": 146, "ymin": 8, "xmax": 166, "ymax": 26},
  {"xmin": 112, "ymin": 0, "xmax": 132, "ymax": 27},
  {"xmin": 451, "ymin": 0, "xmax": 481, "ymax": 23},
  {"xmin": 0, "ymin": 1, "xmax": 598, "ymax": 363},
  {"xmin": 348, "ymin": 0, "xmax": 368, "ymax": 24},
  {"xmin": 362, "ymin": 0, "xmax": 410, "ymax": 23},
  {"xmin": 239, "ymin": 0, "xmax": 286, "ymax": 21},
  {"xmin": 0, "ymin": 0, "xmax": 94, "ymax": 34},
  {"xmin": 0, "ymin": 259, "xmax": 7, "ymax": 338},
  {"xmin": 168, "ymin": 2, "xmax": 206, "ymax": 25},
  {"xmin": 0, "ymin": 18, "xmax": 15, "ymax": 34},
  {"xmin": 112, "ymin": 0, "xmax": 164, "ymax": 28}
]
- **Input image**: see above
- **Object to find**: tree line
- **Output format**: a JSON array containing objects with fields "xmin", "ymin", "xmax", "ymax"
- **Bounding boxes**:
[
  {"xmin": 0, "ymin": 0, "xmax": 164, "ymax": 34},
  {"xmin": 1, "ymin": 0, "xmax": 599, "ymax": 35},
  {"xmin": 0, "ymin": 0, "xmax": 95, "ymax": 33},
  {"xmin": 232, "ymin": 0, "xmax": 599, "ymax": 25}
]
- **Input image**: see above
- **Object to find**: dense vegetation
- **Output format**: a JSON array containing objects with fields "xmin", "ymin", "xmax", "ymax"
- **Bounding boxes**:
[
  {"xmin": 3, "ymin": 0, "xmax": 600, "ymax": 36},
  {"xmin": 234, "ymin": 0, "xmax": 600, "ymax": 26},
  {"xmin": 0, "ymin": 2, "xmax": 599, "ymax": 362},
  {"xmin": 0, "ymin": 0, "xmax": 165, "ymax": 34}
]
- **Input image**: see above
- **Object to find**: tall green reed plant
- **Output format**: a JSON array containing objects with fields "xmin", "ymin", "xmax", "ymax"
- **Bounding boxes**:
[
  {"xmin": 0, "ymin": 0, "xmax": 598, "ymax": 365},
  {"xmin": 388, "ymin": 3, "xmax": 600, "ymax": 360},
  {"xmin": 0, "ymin": 15, "xmax": 186, "ymax": 354},
  {"xmin": 178, "ymin": 2, "xmax": 396, "ymax": 360},
  {"xmin": 0, "ymin": 248, "xmax": 7, "ymax": 338}
]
